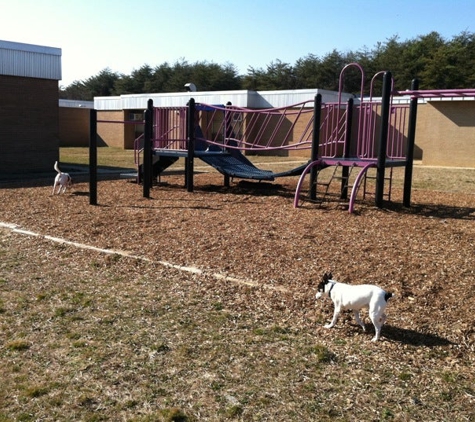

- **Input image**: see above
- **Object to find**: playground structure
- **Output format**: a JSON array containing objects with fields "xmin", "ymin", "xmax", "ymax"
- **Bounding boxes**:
[
  {"xmin": 134, "ymin": 98, "xmax": 316, "ymax": 184},
  {"xmin": 295, "ymin": 63, "xmax": 418, "ymax": 213},
  {"xmin": 87, "ymin": 64, "xmax": 475, "ymax": 209},
  {"xmin": 132, "ymin": 63, "xmax": 418, "ymax": 213}
]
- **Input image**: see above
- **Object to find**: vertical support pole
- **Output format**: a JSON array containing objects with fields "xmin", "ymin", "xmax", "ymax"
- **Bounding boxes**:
[
  {"xmin": 143, "ymin": 99, "xmax": 153, "ymax": 198},
  {"xmin": 375, "ymin": 71, "xmax": 392, "ymax": 208},
  {"xmin": 186, "ymin": 98, "xmax": 195, "ymax": 192},
  {"xmin": 341, "ymin": 97, "xmax": 354, "ymax": 199},
  {"xmin": 224, "ymin": 101, "xmax": 232, "ymax": 187},
  {"xmin": 310, "ymin": 93, "xmax": 322, "ymax": 201},
  {"xmin": 224, "ymin": 174, "xmax": 230, "ymax": 187},
  {"xmin": 403, "ymin": 79, "xmax": 419, "ymax": 207},
  {"xmin": 89, "ymin": 109, "xmax": 97, "ymax": 206}
]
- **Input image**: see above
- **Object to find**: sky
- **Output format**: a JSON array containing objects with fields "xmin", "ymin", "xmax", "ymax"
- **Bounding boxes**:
[{"xmin": 1, "ymin": 0, "xmax": 474, "ymax": 88}]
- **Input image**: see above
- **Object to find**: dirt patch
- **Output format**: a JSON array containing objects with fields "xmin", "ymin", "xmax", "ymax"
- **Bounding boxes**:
[{"xmin": 1, "ymin": 171, "xmax": 474, "ymax": 420}]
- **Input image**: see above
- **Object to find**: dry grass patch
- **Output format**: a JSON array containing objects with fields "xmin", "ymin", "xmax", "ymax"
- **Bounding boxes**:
[{"xmin": 0, "ymin": 153, "xmax": 474, "ymax": 420}]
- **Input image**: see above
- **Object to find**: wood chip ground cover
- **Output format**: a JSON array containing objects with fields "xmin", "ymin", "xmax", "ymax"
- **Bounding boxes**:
[{"xmin": 0, "ymin": 170, "xmax": 474, "ymax": 421}]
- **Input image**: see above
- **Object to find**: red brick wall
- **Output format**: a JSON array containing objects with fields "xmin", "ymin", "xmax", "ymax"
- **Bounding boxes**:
[
  {"xmin": 96, "ymin": 110, "xmax": 143, "ymax": 149},
  {"xmin": 59, "ymin": 107, "xmax": 91, "ymax": 147},
  {"xmin": 97, "ymin": 111, "xmax": 126, "ymax": 148},
  {"xmin": 0, "ymin": 75, "xmax": 59, "ymax": 174},
  {"xmin": 416, "ymin": 101, "xmax": 475, "ymax": 167}
]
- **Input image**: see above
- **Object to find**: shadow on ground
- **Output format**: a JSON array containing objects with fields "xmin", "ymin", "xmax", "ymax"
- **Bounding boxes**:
[
  {"xmin": 0, "ymin": 163, "xmax": 136, "ymax": 188},
  {"xmin": 382, "ymin": 324, "xmax": 454, "ymax": 347},
  {"xmin": 383, "ymin": 201, "xmax": 475, "ymax": 221}
]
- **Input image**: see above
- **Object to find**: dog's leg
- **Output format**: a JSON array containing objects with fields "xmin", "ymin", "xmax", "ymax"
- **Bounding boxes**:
[
  {"xmin": 324, "ymin": 307, "xmax": 340, "ymax": 329},
  {"xmin": 369, "ymin": 313, "xmax": 382, "ymax": 341},
  {"xmin": 353, "ymin": 310, "xmax": 366, "ymax": 331},
  {"xmin": 371, "ymin": 328, "xmax": 381, "ymax": 342}
]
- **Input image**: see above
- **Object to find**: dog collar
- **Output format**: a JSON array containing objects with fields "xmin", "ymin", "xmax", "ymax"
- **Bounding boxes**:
[{"xmin": 328, "ymin": 282, "xmax": 335, "ymax": 298}]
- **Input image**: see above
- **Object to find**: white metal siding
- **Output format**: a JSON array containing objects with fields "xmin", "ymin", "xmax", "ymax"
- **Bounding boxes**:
[
  {"xmin": 94, "ymin": 96, "xmax": 125, "ymax": 110},
  {"xmin": 95, "ymin": 91, "xmax": 254, "ymax": 110},
  {"xmin": 254, "ymin": 89, "xmax": 354, "ymax": 108},
  {"xmin": 93, "ymin": 89, "xmax": 354, "ymax": 111},
  {"xmin": 59, "ymin": 99, "xmax": 94, "ymax": 108},
  {"xmin": 0, "ymin": 40, "xmax": 61, "ymax": 80}
]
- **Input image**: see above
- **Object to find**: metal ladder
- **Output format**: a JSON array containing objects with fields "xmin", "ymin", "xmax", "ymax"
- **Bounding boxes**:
[
  {"xmin": 311, "ymin": 164, "xmax": 356, "ymax": 204},
  {"xmin": 362, "ymin": 166, "xmax": 394, "ymax": 201}
]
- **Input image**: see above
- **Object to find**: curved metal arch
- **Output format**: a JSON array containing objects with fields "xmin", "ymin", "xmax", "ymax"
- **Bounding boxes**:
[
  {"xmin": 348, "ymin": 162, "xmax": 377, "ymax": 213},
  {"xmin": 293, "ymin": 160, "xmax": 325, "ymax": 208}
]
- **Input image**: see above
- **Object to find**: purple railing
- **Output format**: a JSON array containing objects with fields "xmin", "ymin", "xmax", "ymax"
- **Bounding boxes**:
[
  {"xmin": 134, "ymin": 66, "xmax": 412, "ymax": 165},
  {"xmin": 315, "ymin": 100, "xmax": 409, "ymax": 161},
  {"xmin": 134, "ymin": 106, "xmax": 188, "ymax": 165},
  {"xmin": 318, "ymin": 102, "xmax": 348, "ymax": 158},
  {"xmin": 134, "ymin": 98, "xmax": 410, "ymax": 164},
  {"xmin": 398, "ymin": 88, "xmax": 475, "ymax": 98},
  {"xmin": 196, "ymin": 101, "xmax": 315, "ymax": 152},
  {"xmin": 151, "ymin": 106, "xmax": 188, "ymax": 149},
  {"xmin": 318, "ymin": 63, "xmax": 410, "ymax": 161}
]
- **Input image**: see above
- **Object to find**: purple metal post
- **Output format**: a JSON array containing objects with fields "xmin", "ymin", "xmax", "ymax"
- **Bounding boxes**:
[{"xmin": 341, "ymin": 97, "xmax": 354, "ymax": 199}]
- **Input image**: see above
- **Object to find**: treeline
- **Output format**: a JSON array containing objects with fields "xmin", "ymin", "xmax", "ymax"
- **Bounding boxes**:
[{"xmin": 60, "ymin": 31, "xmax": 475, "ymax": 100}]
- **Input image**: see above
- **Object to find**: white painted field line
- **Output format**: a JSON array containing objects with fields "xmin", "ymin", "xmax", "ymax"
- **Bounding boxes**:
[{"xmin": 0, "ymin": 221, "xmax": 285, "ymax": 292}]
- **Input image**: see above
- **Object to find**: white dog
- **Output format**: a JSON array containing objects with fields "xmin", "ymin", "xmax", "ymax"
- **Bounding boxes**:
[
  {"xmin": 316, "ymin": 272, "xmax": 393, "ymax": 341},
  {"xmin": 52, "ymin": 161, "xmax": 72, "ymax": 194}
]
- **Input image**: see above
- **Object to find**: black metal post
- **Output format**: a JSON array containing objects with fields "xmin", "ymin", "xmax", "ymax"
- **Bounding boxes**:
[
  {"xmin": 89, "ymin": 109, "xmax": 97, "ymax": 205},
  {"xmin": 403, "ymin": 79, "xmax": 419, "ymax": 207},
  {"xmin": 186, "ymin": 98, "xmax": 195, "ymax": 192},
  {"xmin": 143, "ymin": 99, "xmax": 153, "ymax": 198},
  {"xmin": 375, "ymin": 71, "xmax": 392, "ymax": 208},
  {"xmin": 147, "ymin": 99, "xmax": 154, "ymax": 187},
  {"xmin": 310, "ymin": 93, "xmax": 322, "ymax": 201},
  {"xmin": 224, "ymin": 101, "xmax": 232, "ymax": 187},
  {"xmin": 341, "ymin": 97, "xmax": 354, "ymax": 199}
]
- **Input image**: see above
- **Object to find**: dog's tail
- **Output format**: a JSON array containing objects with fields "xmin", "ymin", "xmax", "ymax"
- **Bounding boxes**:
[
  {"xmin": 384, "ymin": 292, "xmax": 394, "ymax": 302},
  {"xmin": 54, "ymin": 161, "xmax": 60, "ymax": 174}
]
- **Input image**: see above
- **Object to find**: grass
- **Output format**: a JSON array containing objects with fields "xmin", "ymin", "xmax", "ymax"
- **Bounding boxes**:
[
  {"xmin": 60, "ymin": 146, "xmax": 137, "ymax": 169},
  {"xmin": 5, "ymin": 340, "xmax": 30, "ymax": 351},
  {"xmin": 1, "ymin": 147, "xmax": 474, "ymax": 420},
  {"xmin": 1, "ymin": 238, "xmax": 473, "ymax": 420}
]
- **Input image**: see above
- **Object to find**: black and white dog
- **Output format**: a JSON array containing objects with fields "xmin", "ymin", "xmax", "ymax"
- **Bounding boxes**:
[
  {"xmin": 316, "ymin": 272, "xmax": 393, "ymax": 341},
  {"xmin": 52, "ymin": 161, "xmax": 72, "ymax": 194}
]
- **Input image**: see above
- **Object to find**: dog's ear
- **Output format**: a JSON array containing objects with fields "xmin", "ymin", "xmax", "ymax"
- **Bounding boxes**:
[
  {"xmin": 328, "ymin": 272, "xmax": 332, "ymax": 280},
  {"xmin": 322, "ymin": 272, "xmax": 330, "ymax": 284},
  {"xmin": 317, "ymin": 276, "xmax": 326, "ymax": 293}
]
